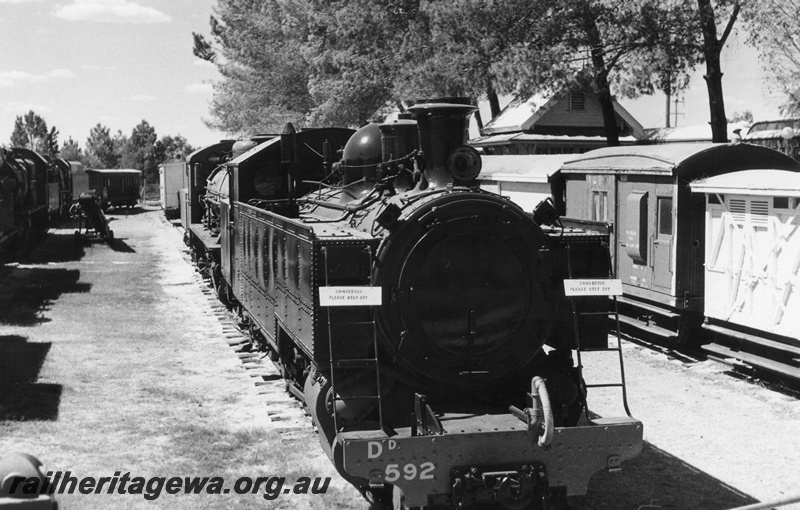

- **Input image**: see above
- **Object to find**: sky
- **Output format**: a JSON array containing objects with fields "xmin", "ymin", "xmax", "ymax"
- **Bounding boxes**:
[
  {"xmin": 0, "ymin": 0, "xmax": 790, "ymax": 152},
  {"xmin": 1, "ymin": 0, "xmax": 222, "ymax": 149}
]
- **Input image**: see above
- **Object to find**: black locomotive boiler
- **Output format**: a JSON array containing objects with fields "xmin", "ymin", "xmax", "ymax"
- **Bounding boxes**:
[{"xmin": 187, "ymin": 100, "xmax": 643, "ymax": 509}]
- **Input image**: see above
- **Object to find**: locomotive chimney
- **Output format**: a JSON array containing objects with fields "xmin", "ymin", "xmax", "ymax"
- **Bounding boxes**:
[{"xmin": 407, "ymin": 99, "xmax": 477, "ymax": 189}]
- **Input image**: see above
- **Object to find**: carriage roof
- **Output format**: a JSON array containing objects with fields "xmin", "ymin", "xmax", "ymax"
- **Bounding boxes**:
[
  {"xmin": 85, "ymin": 168, "xmax": 142, "ymax": 175},
  {"xmin": 559, "ymin": 142, "xmax": 800, "ymax": 177},
  {"xmin": 690, "ymin": 169, "xmax": 800, "ymax": 197}
]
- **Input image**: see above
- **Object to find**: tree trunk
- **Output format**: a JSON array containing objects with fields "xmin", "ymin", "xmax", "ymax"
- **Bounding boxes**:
[
  {"xmin": 703, "ymin": 53, "xmax": 728, "ymax": 142},
  {"xmin": 487, "ymin": 86, "xmax": 501, "ymax": 119},
  {"xmin": 474, "ymin": 111, "xmax": 484, "ymax": 131},
  {"xmin": 594, "ymin": 70, "xmax": 620, "ymax": 146},
  {"xmin": 697, "ymin": 0, "xmax": 739, "ymax": 143},
  {"xmin": 585, "ymin": 16, "xmax": 620, "ymax": 146}
]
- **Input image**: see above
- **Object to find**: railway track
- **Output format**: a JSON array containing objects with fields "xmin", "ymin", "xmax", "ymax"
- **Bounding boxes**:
[
  {"xmin": 616, "ymin": 326, "xmax": 800, "ymax": 398},
  {"xmin": 189, "ymin": 256, "xmax": 315, "ymax": 444},
  {"xmin": 614, "ymin": 297, "xmax": 800, "ymax": 389}
]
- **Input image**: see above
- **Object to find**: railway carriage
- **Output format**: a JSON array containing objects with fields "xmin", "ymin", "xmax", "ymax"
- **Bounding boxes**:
[
  {"xmin": 186, "ymin": 100, "xmax": 644, "ymax": 509},
  {"xmin": 159, "ymin": 162, "xmax": 184, "ymax": 219},
  {"xmin": 691, "ymin": 170, "xmax": 800, "ymax": 378},
  {"xmin": 84, "ymin": 168, "xmax": 142, "ymax": 210},
  {"xmin": 559, "ymin": 143, "xmax": 800, "ymax": 342}
]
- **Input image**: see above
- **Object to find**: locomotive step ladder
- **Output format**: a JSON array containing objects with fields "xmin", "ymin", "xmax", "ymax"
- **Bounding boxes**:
[
  {"xmin": 565, "ymin": 243, "xmax": 634, "ymax": 420},
  {"xmin": 321, "ymin": 246, "xmax": 385, "ymax": 433}
]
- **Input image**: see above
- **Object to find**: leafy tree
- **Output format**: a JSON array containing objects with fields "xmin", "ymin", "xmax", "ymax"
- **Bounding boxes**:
[
  {"xmin": 85, "ymin": 123, "xmax": 119, "ymax": 168},
  {"xmin": 483, "ymin": 0, "xmax": 700, "ymax": 145},
  {"xmin": 196, "ymin": 0, "xmax": 707, "ymax": 143},
  {"xmin": 10, "ymin": 110, "xmax": 59, "ymax": 156},
  {"xmin": 395, "ymin": 0, "xmax": 536, "ymax": 121},
  {"xmin": 119, "ymin": 120, "xmax": 160, "ymax": 182},
  {"xmin": 728, "ymin": 110, "xmax": 753, "ymax": 123},
  {"xmin": 60, "ymin": 137, "xmax": 82, "ymax": 161},
  {"xmin": 745, "ymin": 0, "xmax": 800, "ymax": 116},
  {"xmin": 301, "ymin": 0, "xmax": 418, "ymax": 126},
  {"xmin": 155, "ymin": 135, "xmax": 195, "ymax": 163},
  {"xmin": 197, "ymin": 0, "xmax": 428, "ymax": 129},
  {"xmin": 195, "ymin": 0, "xmax": 316, "ymax": 133},
  {"xmin": 112, "ymin": 130, "xmax": 128, "ymax": 163}
]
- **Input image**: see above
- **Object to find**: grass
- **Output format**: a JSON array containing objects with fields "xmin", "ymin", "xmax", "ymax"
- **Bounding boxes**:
[{"xmin": 0, "ymin": 210, "xmax": 364, "ymax": 510}]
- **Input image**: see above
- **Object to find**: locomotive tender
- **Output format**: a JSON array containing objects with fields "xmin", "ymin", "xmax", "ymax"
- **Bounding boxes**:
[{"xmin": 184, "ymin": 100, "xmax": 642, "ymax": 509}]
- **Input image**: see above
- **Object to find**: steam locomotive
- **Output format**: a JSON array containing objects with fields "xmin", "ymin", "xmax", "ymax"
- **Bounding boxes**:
[
  {"xmin": 183, "ymin": 100, "xmax": 643, "ymax": 509},
  {"xmin": 0, "ymin": 147, "xmax": 73, "ymax": 253}
]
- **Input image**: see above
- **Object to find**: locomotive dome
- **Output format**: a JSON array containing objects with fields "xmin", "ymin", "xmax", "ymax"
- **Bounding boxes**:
[
  {"xmin": 339, "ymin": 123, "xmax": 382, "ymax": 202},
  {"xmin": 340, "ymin": 123, "xmax": 382, "ymax": 170}
]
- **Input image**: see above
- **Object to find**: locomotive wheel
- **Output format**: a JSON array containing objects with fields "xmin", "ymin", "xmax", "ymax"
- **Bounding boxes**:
[{"xmin": 216, "ymin": 279, "xmax": 231, "ymax": 308}]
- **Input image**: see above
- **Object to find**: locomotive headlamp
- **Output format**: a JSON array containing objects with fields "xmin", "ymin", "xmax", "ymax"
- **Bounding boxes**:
[
  {"xmin": 375, "ymin": 203, "xmax": 402, "ymax": 231},
  {"xmin": 532, "ymin": 197, "xmax": 560, "ymax": 226},
  {"xmin": 446, "ymin": 146, "xmax": 482, "ymax": 183}
]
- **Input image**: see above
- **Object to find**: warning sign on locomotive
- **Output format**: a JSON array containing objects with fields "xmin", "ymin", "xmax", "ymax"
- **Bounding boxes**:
[
  {"xmin": 319, "ymin": 287, "xmax": 383, "ymax": 306},
  {"xmin": 563, "ymin": 279, "xmax": 623, "ymax": 296}
]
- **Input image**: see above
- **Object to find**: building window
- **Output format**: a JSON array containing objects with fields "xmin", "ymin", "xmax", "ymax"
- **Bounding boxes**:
[{"xmin": 570, "ymin": 92, "xmax": 586, "ymax": 110}]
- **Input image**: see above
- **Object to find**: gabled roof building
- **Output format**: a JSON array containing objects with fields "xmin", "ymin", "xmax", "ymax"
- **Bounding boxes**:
[{"xmin": 470, "ymin": 87, "xmax": 644, "ymax": 155}]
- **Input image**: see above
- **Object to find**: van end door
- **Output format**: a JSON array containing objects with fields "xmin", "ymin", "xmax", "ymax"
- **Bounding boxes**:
[{"xmin": 652, "ymin": 190, "xmax": 675, "ymax": 293}]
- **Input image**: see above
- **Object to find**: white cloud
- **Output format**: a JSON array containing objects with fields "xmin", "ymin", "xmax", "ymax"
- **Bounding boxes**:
[
  {"xmin": 2, "ymin": 102, "xmax": 52, "ymax": 114},
  {"xmin": 0, "ymin": 0, "xmax": 42, "ymax": 4},
  {"xmin": 48, "ymin": 69, "xmax": 75, "ymax": 78},
  {"xmin": 185, "ymin": 83, "xmax": 213, "ymax": 94},
  {"xmin": 54, "ymin": 0, "xmax": 170, "ymax": 23},
  {"xmin": 0, "ymin": 69, "xmax": 71, "ymax": 87},
  {"xmin": 0, "ymin": 71, "xmax": 42, "ymax": 87},
  {"xmin": 131, "ymin": 94, "xmax": 156, "ymax": 102}
]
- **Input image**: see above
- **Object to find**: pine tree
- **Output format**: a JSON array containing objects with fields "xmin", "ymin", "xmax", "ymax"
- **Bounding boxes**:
[
  {"xmin": 85, "ymin": 123, "xmax": 119, "ymax": 168},
  {"xmin": 9, "ymin": 110, "xmax": 60, "ymax": 156}
]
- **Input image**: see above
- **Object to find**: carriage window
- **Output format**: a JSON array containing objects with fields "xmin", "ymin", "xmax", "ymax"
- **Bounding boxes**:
[
  {"xmin": 774, "ymin": 196, "xmax": 789, "ymax": 209},
  {"xmin": 709, "ymin": 194, "xmax": 722, "ymax": 205},
  {"xmin": 658, "ymin": 197, "xmax": 673, "ymax": 236}
]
